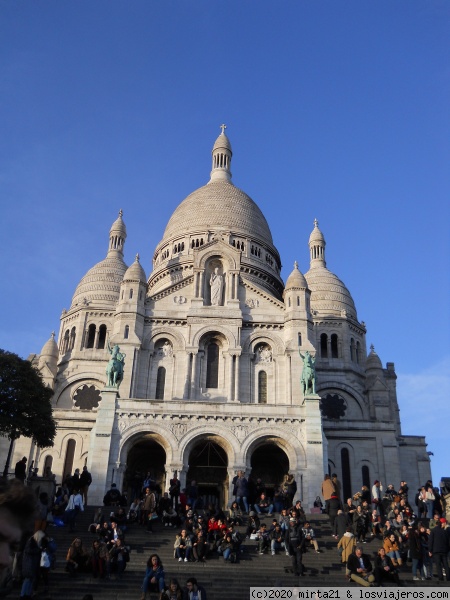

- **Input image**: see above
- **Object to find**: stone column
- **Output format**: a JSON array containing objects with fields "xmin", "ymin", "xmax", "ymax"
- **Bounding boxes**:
[
  {"xmin": 234, "ymin": 354, "xmax": 240, "ymax": 402},
  {"xmin": 191, "ymin": 352, "xmax": 198, "ymax": 399},
  {"xmin": 303, "ymin": 393, "xmax": 325, "ymax": 511},
  {"xmin": 113, "ymin": 461, "xmax": 125, "ymax": 490},
  {"xmin": 184, "ymin": 353, "xmax": 192, "ymax": 399},
  {"xmin": 87, "ymin": 387, "xmax": 118, "ymax": 505},
  {"xmin": 198, "ymin": 271, "xmax": 204, "ymax": 299},
  {"xmin": 227, "ymin": 353, "xmax": 234, "ymax": 400},
  {"xmin": 286, "ymin": 353, "xmax": 292, "ymax": 404}
]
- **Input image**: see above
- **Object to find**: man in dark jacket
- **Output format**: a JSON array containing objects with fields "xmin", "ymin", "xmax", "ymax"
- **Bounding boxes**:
[
  {"xmin": 327, "ymin": 493, "xmax": 342, "ymax": 529},
  {"xmin": 347, "ymin": 546, "xmax": 375, "ymax": 586},
  {"xmin": 333, "ymin": 509, "xmax": 349, "ymax": 539},
  {"xmin": 373, "ymin": 547, "xmax": 401, "ymax": 586},
  {"xmin": 286, "ymin": 517, "xmax": 305, "ymax": 576},
  {"xmin": 79, "ymin": 466, "xmax": 92, "ymax": 506},
  {"xmin": 428, "ymin": 520, "xmax": 450, "ymax": 581},
  {"xmin": 232, "ymin": 471, "xmax": 249, "ymax": 513}
]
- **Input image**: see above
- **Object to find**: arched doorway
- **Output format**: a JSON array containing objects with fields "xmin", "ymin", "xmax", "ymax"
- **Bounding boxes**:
[
  {"xmin": 124, "ymin": 436, "xmax": 167, "ymax": 500},
  {"xmin": 250, "ymin": 442, "xmax": 290, "ymax": 501},
  {"xmin": 187, "ymin": 438, "xmax": 228, "ymax": 509}
]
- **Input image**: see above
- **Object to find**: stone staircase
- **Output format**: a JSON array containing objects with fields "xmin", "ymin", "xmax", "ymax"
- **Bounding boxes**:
[{"xmin": 24, "ymin": 508, "xmax": 446, "ymax": 600}]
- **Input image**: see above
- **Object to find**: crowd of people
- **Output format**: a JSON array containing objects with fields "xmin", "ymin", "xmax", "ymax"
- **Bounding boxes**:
[
  {"xmin": 3, "ymin": 461, "xmax": 450, "ymax": 600},
  {"xmin": 321, "ymin": 474, "xmax": 450, "ymax": 585}
]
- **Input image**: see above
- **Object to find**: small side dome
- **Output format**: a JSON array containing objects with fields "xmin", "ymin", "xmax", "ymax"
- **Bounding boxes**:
[
  {"xmin": 285, "ymin": 261, "xmax": 307, "ymax": 290},
  {"xmin": 366, "ymin": 345, "xmax": 383, "ymax": 371},
  {"xmin": 123, "ymin": 254, "xmax": 147, "ymax": 283},
  {"xmin": 40, "ymin": 332, "xmax": 58, "ymax": 360}
]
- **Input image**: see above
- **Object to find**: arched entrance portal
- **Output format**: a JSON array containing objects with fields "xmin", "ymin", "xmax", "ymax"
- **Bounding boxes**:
[
  {"xmin": 187, "ymin": 439, "xmax": 228, "ymax": 509},
  {"xmin": 250, "ymin": 442, "xmax": 290, "ymax": 499},
  {"xmin": 124, "ymin": 436, "xmax": 166, "ymax": 499}
]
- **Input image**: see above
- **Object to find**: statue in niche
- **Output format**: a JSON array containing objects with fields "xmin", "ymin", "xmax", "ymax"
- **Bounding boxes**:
[
  {"xmin": 160, "ymin": 341, "xmax": 173, "ymax": 358},
  {"xmin": 257, "ymin": 345, "xmax": 272, "ymax": 363},
  {"xmin": 299, "ymin": 349, "xmax": 316, "ymax": 395},
  {"xmin": 210, "ymin": 267, "xmax": 224, "ymax": 306}
]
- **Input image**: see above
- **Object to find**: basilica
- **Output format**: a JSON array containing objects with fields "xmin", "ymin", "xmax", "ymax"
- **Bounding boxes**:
[{"xmin": 14, "ymin": 128, "xmax": 431, "ymax": 507}]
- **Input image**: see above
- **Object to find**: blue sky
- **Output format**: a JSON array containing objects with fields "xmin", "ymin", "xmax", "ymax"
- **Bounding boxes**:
[{"xmin": 1, "ymin": 1, "xmax": 449, "ymax": 484}]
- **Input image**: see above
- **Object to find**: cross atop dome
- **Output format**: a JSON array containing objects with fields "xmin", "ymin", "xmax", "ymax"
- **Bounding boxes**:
[{"xmin": 220, "ymin": 124, "xmax": 227, "ymax": 135}]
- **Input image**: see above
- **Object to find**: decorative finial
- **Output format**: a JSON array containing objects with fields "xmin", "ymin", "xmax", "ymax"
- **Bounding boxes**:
[
  {"xmin": 220, "ymin": 124, "xmax": 227, "ymax": 135},
  {"xmin": 294, "ymin": 261, "xmax": 298, "ymax": 270},
  {"xmin": 314, "ymin": 218, "xmax": 318, "ymax": 228},
  {"xmin": 119, "ymin": 209, "xmax": 123, "ymax": 218},
  {"xmin": 51, "ymin": 331, "xmax": 55, "ymax": 339},
  {"xmin": 135, "ymin": 253, "xmax": 140, "ymax": 262},
  {"xmin": 370, "ymin": 344, "xmax": 375, "ymax": 352}
]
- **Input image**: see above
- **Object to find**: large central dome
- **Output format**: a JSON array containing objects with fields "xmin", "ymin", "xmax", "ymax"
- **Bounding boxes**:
[{"xmin": 162, "ymin": 180, "xmax": 274, "ymax": 245}]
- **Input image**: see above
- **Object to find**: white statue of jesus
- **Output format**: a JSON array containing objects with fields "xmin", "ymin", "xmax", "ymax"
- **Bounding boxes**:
[{"xmin": 210, "ymin": 267, "xmax": 224, "ymax": 306}]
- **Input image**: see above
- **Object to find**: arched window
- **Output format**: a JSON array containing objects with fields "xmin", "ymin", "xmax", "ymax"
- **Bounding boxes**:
[
  {"xmin": 350, "ymin": 338, "xmax": 355, "ymax": 361},
  {"xmin": 320, "ymin": 333, "xmax": 328, "ymax": 358},
  {"xmin": 206, "ymin": 342, "xmax": 219, "ymax": 388},
  {"xmin": 129, "ymin": 289, "xmax": 133, "ymax": 299},
  {"xmin": 356, "ymin": 341, "xmax": 361, "ymax": 364},
  {"xmin": 62, "ymin": 329, "xmax": 70, "ymax": 353},
  {"xmin": 297, "ymin": 296, "xmax": 300, "ymax": 306},
  {"xmin": 288, "ymin": 297, "xmax": 291, "ymax": 307},
  {"xmin": 43, "ymin": 455, "xmax": 53, "ymax": 477},
  {"xmin": 298, "ymin": 333, "xmax": 302, "ymax": 347},
  {"xmin": 331, "ymin": 334, "xmax": 338, "ymax": 358},
  {"xmin": 86, "ymin": 324, "xmax": 96, "ymax": 349},
  {"xmin": 124, "ymin": 325, "xmax": 129, "ymax": 339},
  {"xmin": 97, "ymin": 325, "xmax": 107, "ymax": 349},
  {"xmin": 258, "ymin": 370, "xmax": 267, "ymax": 404},
  {"xmin": 341, "ymin": 448, "xmax": 352, "ymax": 501},
  {"xmin": 362, "ymin": 465, "xmax": 370, "ymax": 489},
  {"xmin": 69, "ymin": 327, "xmax": 76, "ymax": 350},
  {"xmin": 63, "ymin": 439, "xmax": 76, "ymax": 481},
  {"xmin": 155, "ymin": 366, "xmax": 166, "ymax": 400}
]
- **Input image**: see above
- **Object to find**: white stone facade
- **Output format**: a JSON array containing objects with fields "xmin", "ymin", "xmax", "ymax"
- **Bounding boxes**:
[{"xmin": 14, "ymin": 129, "xmax": 431, "ymax": 508}]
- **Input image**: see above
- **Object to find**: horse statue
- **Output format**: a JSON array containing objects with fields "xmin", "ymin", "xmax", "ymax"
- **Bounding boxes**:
[
  {"xmin": 299, "ymin": 349, "xmax": 316, "ymax": 395},
  {"xmin": 106, "ymin": 341, "xmax": 126, "ymax": 388}
]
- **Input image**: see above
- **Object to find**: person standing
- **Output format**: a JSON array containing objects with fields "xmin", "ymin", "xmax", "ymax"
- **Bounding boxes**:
[
  {"xmin": 282, "ymin": 473, "xmax": 297, "ymax": 508},
  {"xmin": 14, "ymin": 457, "xmax": 27, "ymax": 483},
  {"xmin": 142, "ymin": 487, "xmax": 157, "ymax": 532},
  {"xmin": 20, "ymin": 530, "xmax": 45, "ymax": 598},
  {"xmin": 186, "ymin": 480, "xmax": 199, "ymax": 512},
  {"xmin": 331, "ymin": 473, "xmax": 342, "ymax": 503},
  {"xmin": 285, "ymin": 517, "xmax": 305, "ymax": 576},
  {"xmin": 428, "ymin": 519, "xmax": 450, "ymax": 582},
  {"xmin": 232, "ymin": 471, "xmax": 249, "ymax": 513},
  {"xmin": 79, "ymin": 466, "xmax": 92, "ymax": 507},
  {"xmin": 169, "ymin": 474, "xmax": 181, "ymax": 509},
  {"xmin": 321, "ymin": 474, "xmax": 335, "ymax": 513}
]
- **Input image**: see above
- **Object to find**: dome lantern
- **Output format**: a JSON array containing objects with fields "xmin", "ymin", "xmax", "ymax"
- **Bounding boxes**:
[
  {"xmin": 108, "ymin": 209, "xmax": 127, "ymax": 257},
  {"xmin": 308, "ymin": 218, "xmax": 326, "ymax": 268},
  {"xmin": 209, "ymin": 124, "xmax": 233, "ymax": 183}
]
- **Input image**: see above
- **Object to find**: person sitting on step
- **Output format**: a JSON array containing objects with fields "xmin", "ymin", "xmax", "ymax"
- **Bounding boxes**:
[{"xmin": 302, "ymin": 521, "xmax": 320, "ymax": 553}]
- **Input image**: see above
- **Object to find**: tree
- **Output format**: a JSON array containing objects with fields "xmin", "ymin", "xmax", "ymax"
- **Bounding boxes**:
[{"xmin": 0, "ymin": 349, "xmax": 56, "ymax": 476}]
